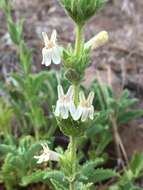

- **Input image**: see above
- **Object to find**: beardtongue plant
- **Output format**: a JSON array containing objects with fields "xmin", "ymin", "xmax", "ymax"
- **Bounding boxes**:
[
  {"xmin": 0, "ymin": 0, "xmax": 143, "ymax": 190},
  {"xmin": 34, "ymin": 0, "xmax": 110, "ymax": 189}
]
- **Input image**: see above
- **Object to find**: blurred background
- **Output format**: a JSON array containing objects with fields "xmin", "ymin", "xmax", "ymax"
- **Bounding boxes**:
[{"xmin": 0, "ymin": 0, "xmax": 143, "ymax": 157}]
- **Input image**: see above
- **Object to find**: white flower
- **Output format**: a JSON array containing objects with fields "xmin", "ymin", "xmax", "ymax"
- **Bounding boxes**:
[
  {"xmin": 55, "ymin": 85, "xmax": 76, "ymax": 119},
  {"xmin": 34, "ymin": 143, "xmax": 60, "ymax": 164},
  {"xmin": 73, "ymin": 91, "xmax": 94, "ymax": 122},
  {"xmin": 84, "ymin": 31, "xmax": 109, "ymax": 50},
  {"xmin": 42, "ymin": 30, "xmax": 62, "ymax": 66}
]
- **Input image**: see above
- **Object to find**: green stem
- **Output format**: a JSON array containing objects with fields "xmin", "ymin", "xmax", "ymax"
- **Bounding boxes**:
[
  {"xmin": 69, "ymin": 136, "xmax": 77, "ymax": 190},
  {"xmin": 75, "ymin": 24, "xmax": 84, "ymax": 58},
  {"xmin": 68, "ymin": 24, "xmax": 83, "ymax": 190},
  {"xmin": 30, "ymin": 106, "xmax": 40, "ymax": 141},
  {"xmin": 70, "ymin": 136, "xmax": 76, "ymax": 173},
  {"xmin": 69, "ymin": 181, "xmax": 75, "ymax": 190},
  {"xmin": 74, "ymin": 85, "xmax": 79, "ymax": 106},
  {"xmin": 35, "ymin": 127, "xmax": 39, "ymax": 141}
]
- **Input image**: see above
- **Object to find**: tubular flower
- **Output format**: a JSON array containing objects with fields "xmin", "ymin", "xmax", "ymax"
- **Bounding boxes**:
[
  {"xmin": 42, "ymin": 30, "xmax": 62, "ymax": 66},
  {"xmin": 73, "ymin": 91, "xmax": 95, "ymax": 122},
  {"xmin": 34, "ymin": 143, "xmax": 60, "ymax": 164},
  {"xmin": 55, "ymin": 85, "xmax": 76, "ymax": 119},
  {"xmin": 84, "ymin": 31, "xmax": 109, "ymax": 50}
]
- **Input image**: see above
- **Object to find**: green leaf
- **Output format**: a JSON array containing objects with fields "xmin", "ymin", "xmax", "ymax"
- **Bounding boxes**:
[
  {"xmin": 7, "ymin": 17, "xmax": 19, "ymax": 45},
  {"xmin": 0, "ymin": 98, "xmax": 13, "ymax": 134},
  {"xmin": 118, "ymin": 110, "xmax": 143, "ymax": 125},
  {"xmin": 0, "ymin": 0, "xmax": 11, "ymax": 15},
  {"xmin": 0, "ymin": 144, "xmax": 16, "ymax": 157},
  {"xmin": 82, "ymin": 168, "xmax": 118, "ymax": 183},
  {"xmin": 77, "ymin": 182, "xmax": 93, "ymax": 190},
  {"xmin": 94, "ymin": 131, "xmax": 112, "ymax": 156},
  {"xmin": 2, "ymin": 153, "xmax": 26, "ymax": 189},
  {"xmin": 19, "ymin": 41, "xmax": 32, "ymax": 74},
  {"xmin": 22, "ymin": 170, "xmax": 67, "ymax": 188},
  {"xmin": 50, "ymin": 179, "xmax": 67, "ymax": 190},
  {"xmin": 21, "ymin": 170, "xmax": 48, "ymax": 186},
  {"xmin": 130, "ymin": 152, "xmax": 143, "ymax": 178},
  {"xmin": 44, "ymin": 170, "xmax": 66, "ymax": 186},
  {"xmin": 80, "ymin": 158, "xmax": 104, "ymax": 174},
  {"xmin": 80, "ymin": 158, "xmax": 107, "ymax": 182}
]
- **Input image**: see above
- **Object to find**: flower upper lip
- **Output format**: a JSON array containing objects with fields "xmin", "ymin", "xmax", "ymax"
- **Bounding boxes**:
[{"xmin": 42, "ymin": 30, "xmax": 57, "ymax": 47}]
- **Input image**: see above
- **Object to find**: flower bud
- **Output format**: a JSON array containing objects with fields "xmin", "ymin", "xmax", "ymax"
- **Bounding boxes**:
[
  {"xmin": 84, "ymin": 31, "xmax": 109, "ymax": 50},
  {"xmin": 64, "ymin": 69, "xmax": 82, "ymax": 84}
]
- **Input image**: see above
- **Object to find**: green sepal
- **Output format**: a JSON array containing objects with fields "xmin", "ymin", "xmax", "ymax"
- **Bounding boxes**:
[
  {"xmin": 56, "ymin": 117, "xmax": 92, "ymax": 137},
  {"xmin": 62, "ymin": 47, "xmax": 90, "ymax": 84},
  {"xmin": 59, "ymin": 0, "xmax": 106, "ymax": 25}
]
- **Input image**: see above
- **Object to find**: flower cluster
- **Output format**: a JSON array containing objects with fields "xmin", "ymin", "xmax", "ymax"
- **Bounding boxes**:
[
  {"xmin": 41, "ymin": 30, "xmax": 108, "ymax": 67},
  {"xmin": 55, "ymin": 85, "xmax": 95, "ymax": 122}
]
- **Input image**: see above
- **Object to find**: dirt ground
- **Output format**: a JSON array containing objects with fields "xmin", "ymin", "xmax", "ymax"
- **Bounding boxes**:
[{"xmin": 0, "ymin": 0, "xmax": 143, "ymax": 158}]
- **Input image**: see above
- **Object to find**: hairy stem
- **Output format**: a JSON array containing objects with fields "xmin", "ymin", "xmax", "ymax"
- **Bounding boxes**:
[
  {"xmin": 68, "ymin": 24, "xmax": 83, "ymax": 190},
  {"xmin": 69, "ymin": 136, "xmax": 77, "ymax": 190},
  {"xmin": 74, "ymin": 85, "xmax": 79, "ymax": 106},
  {"xmin": 75, "ymin": 24, "xmax": 84, "ymax": 58},
  {"xmin": 69, "ymin": 181, "xmax": 75, "ymax": 190},
  {"xmin": 70, "ymin": 136, "xmax": 77, "ymax": 174}
]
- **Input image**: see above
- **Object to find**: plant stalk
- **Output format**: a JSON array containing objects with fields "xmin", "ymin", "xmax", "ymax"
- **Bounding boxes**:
[
  {"xmin": 69, "ymin": 181, "xmax": 75, "ymax": 190},
  {"xmin": 74, "ymin": 85, "xmax": 79, "ymax": 106},
  {"xmin": 68, "ymin": 23, "xmax": 83, "ymax": 190},
  {"xmin": 69, "ymin": 136, "xmax": 77, "ymax": 190},
  {"xmin": 75, "ymin": 24, "xmax": 84, "ymax": 58}
]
